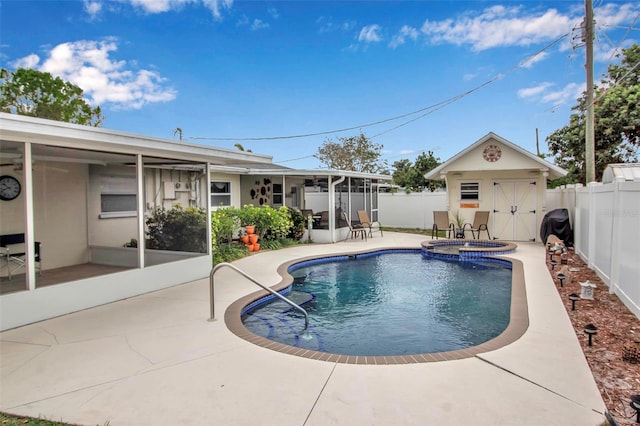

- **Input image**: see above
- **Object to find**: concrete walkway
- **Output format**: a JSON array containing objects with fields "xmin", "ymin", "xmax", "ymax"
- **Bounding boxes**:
[{"xmin": 0, "ymin": 233, "xmax": 606, "ymax": 425}]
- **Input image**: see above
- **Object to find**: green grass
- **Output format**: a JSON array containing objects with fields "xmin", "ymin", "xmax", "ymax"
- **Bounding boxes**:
[
  {"xmin": 0, "ymin": 413, "xmax": 77, "ymax": 425},
  {"xmin": 0, "ymin": 413, "xmax": 110, "ymax": 426},
  {"xmin": 383, "ymin": 227, "xmax": 442, "ymax": 237}
]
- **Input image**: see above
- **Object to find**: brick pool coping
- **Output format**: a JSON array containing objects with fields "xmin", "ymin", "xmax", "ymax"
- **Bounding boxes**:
[{"xmin": 224, "ymin": 244, "xmax": 528, "ymax": 364}]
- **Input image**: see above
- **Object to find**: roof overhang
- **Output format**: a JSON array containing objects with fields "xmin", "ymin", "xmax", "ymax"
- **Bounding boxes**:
[
  {"xmin": 209, "ymin": 165, "xmax": 392, "ymax": 181},
  {"xmin": 0, "ymin": 113, "xmax": 273, "ymax": 166},
  {"xmin": 424, "ymin": 132, "xmax": 567, "ymax": 180}
]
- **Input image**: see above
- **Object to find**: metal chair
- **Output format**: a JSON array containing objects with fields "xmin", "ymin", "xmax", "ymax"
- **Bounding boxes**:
[
  {"xmin": 432, "ymin": 211, "xmax": 454, "ymax": 239},
  {"xmin": 463, "ymin": 211, "xmax": 491, "ymax": 239},
  {"xmin": 357, "ymin": 210, "xmax": 383, "ymax": 238},
  {"xmin": 0, "ymin": 233, "xmax": 41, "ymax": 279},
  {"xmin": 342, "ymin": 212, "xmax": 367, "ymax": 241}
]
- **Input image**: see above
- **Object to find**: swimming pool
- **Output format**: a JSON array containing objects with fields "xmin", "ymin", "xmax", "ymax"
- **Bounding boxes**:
[{"xmin": 226, "ymin": 247, "xmax": 528, "ymax": 364}]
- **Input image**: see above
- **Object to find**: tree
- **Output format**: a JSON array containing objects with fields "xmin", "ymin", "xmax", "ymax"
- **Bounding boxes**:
[
  {"xmin": 315, "ymin": 132, "xmax": 388, "ymax": 173},
  {"xmin": 392, "ymin": 150, "xmax": 444, "ymax": 191},
  {"xmin": 0, "ymin": 68, "xmax": 104, "ymax": 126},
  {"xmin": 546, "ymin": 44, "xmax": 639, "ymax": 184}
]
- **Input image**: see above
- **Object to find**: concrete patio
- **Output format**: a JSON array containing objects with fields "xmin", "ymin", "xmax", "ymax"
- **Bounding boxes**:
[{"xmin": 0, "ymin": 232, "xmax": 606, "ymax": 425}]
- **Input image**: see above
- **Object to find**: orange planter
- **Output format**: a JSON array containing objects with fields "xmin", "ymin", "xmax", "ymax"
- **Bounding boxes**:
[
  {"xmin": 241, "ymin": 235, "xmax": 249, "ymax": 244},
  {"xmin": 245, "ymin": 225, "xmax": 255, "ymax": 235},
  {"xmin": 249, "ymin": 234, "xmax": 258, "ymax": 244},
  {"xmin": 253, "ymin": 243, "xmax": 260, "ymax": 251}
]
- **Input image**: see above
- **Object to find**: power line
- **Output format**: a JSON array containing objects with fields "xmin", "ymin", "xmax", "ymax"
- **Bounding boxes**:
[{"xmin": 190, "ymin": 33, "xmax": 569, "ymax": 144}]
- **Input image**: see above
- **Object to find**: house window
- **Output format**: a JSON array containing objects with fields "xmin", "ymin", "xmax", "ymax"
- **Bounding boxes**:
[
  {"xmin": 211, "ymin": 181, "xmax": 231, "ymax": 207},
  {"xmin": 100, "ymin": 176, "xmax": 137, "ymax": 218},
  {"xmin": 460, "ymin": 182, "xmax": 480, "ymax": 200},
  {"xmin": 272, "ymin": 183, "xmax": 283, "ymax": 205}
]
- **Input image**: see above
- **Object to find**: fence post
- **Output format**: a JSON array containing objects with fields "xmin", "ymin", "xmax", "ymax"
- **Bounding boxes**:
[
  {"xmin": 608, "ymin": 177, "xmax": 623, "ymax": 294},
  {"xmin": 587, "ymin": 182, "xmax": 598, "ymax": 269}
]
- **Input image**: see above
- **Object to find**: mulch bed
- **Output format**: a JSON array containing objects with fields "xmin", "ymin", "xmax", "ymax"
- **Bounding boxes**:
[{"xmin": 546, "ymin": 247, "xmax": 640, "ymax": 425}]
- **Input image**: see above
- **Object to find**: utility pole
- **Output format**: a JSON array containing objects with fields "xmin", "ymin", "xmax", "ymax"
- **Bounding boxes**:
[{"xmin": 584, "ymin": 0, "xmax": 595, "ymax": 183}]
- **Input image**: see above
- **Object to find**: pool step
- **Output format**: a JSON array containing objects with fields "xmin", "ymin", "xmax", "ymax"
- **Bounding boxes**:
[{"xmin": 243, "ymin": 290, "xmax": 323, "ymax": 351}]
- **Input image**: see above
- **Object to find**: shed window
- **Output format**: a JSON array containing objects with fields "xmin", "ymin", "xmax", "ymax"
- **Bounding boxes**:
[{"xmin": 460, "ymin": 182, "xmax": 479, "ymax": 200}]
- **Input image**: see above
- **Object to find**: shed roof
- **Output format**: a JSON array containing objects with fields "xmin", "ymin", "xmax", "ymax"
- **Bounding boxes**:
[
  {"xmin": 602, "ymin": 163, "xmax": 640, "ymax": 183},
  {"xmin": 424, "ymin": 132, "xmax": 567, "ymax": 180}
]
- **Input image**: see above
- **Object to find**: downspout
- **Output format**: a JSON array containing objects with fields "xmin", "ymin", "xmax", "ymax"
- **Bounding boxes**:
[{"xmin": 329, "ymin": 175, "xmax": 346, "ymax": 243}]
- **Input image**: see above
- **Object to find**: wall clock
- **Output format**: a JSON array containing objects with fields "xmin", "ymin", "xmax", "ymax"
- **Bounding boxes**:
[
  {"xmin": 0, "ymin": 175, "xmax": 21, "ymax": 201},
  {"xmin": 482, "ymin": 144, "xmax": 502, "ymax": 162}
]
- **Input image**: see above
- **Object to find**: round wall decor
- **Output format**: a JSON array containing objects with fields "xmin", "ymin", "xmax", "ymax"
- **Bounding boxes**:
[
  {"xmin": 482, "ymin": 144, "xmax": 502, "ymax": 162},
  {"xmin": 0, "ymin": 175, "xmax": 21, "ymax": 201}
]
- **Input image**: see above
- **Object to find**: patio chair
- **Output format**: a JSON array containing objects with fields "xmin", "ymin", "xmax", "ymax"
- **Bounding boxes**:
[
  {"xmin": 319, "ymin": 211, "xmax": 329, "ymax": 228},
  {"xmin": 463, "ymin": 211, "xmax": 491, "ymax": 240},
  {"xmin": 0, "ymin": 233, "xmax": 41, "ymax": 280},
  {"xmin": 432, "ymin": 211, "xmax": 454, "ymax": 239},
  {"xmin": 342, "ymin": 212, "xmax": 367, "ymax": 241},
  {"xmin": 357, "ymin": 210, "xmax": 383, "ymax": 238}
]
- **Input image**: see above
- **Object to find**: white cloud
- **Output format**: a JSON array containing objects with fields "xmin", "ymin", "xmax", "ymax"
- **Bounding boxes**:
[
  {"xmin": 11, "ymin": 53, "xmax": 41, "ymax": 69},
  {"xmin": 389, "ymin": 25, "xmax": 419, "ymax": 48},
  {"xmin": 358, "ymin": 24, "xmax": 383, "ymax": 43},
  {"xmin": 268, "ymin": 7, "xmax": 279, "ymax": 20},
  {"xmin": 13, "ymin": 39, "xmax": 176, "ymax": 110},
  {"xmin": 594, "ymin": 2, "xmax": 640, "ymax": 28},
  {"xmin": 251, "ymin": 19, "xmax": 269, "ymax": 31},
  {"xmin": 420, "ymin": 5, "xmax": 574, "ymax": 51},
  {"xmin": 520, "ymin": 51, "xmax": 548, "ymax": 68},
  {"xmin": 121, "ymin": 0, "xmax": 232, "ymax": 19},
  {"xmin": 83, "ymin": 0, "xmax": 102, "ymax": 18},
  {"xmin": 316, "ymin": 16, "xmax": 356, "ymax": 34},
  {"xmin": 517, "ymin": 82, "xmax": 554, "ymax": 99},
  {"xmin": 540, "ymin": 82, "xmax": 584, "ymax": 105},
  {"xmin": 399, "ymin": 149, "xmax": 415, "ymax": 155}
]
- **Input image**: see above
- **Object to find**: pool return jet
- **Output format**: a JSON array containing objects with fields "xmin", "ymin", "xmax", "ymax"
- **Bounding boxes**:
[{"xmin": 209, "ymin": 263, "xmax": 312, "ymax": 339}]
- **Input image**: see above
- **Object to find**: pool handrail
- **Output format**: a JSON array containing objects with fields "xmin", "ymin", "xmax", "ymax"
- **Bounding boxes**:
[{"xmin": 209, "ymin": 262, "xmax": 309, "ymax": 331}]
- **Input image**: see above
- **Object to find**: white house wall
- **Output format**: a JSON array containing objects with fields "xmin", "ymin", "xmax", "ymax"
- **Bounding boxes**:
[
  {"xmin": 88, "ymin": 165, "xmax": 138, "ymax": 248},
  {"xmin": 0, "ymin": 162, "xmax": 91, "ymax": 273},
  {"xmin": 210, "ymin": 172, "xmax": 241, "ymax": 209},
  {"xmin": 238, "ymin": 175, "xmax": 305, "ymax": 209}
]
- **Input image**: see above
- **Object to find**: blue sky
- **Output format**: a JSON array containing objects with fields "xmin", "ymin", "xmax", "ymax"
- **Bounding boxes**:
[{"xmin": 1, "ymin": 1, "xmax": 639, "ymax": 170}]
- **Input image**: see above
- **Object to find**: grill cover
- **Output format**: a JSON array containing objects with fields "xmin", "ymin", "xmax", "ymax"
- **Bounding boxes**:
[{"xmin": 540, "ymin": 208, "xmax": 573, "ymax": 247}]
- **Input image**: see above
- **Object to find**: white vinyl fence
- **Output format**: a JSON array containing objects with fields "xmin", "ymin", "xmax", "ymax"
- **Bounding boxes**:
[
  {"xmin": 546, "ymin": 181, "xmax": 640, "ymax": 318},
  {"xmin": 379, "ymin": 184, "xmax": 640, "ymax": 319},
  {"xmin": 378, "ymin": 191, "xmax": 448, "ymax": 230}
]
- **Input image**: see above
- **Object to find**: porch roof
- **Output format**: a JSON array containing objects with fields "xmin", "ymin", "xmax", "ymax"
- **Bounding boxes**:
[
  {"xmin": 0, "ymin": 113, "xmax": 273, "ymax": 166},
  {"xmin": 210, "ymin": 164, "xmax": 393, "ymax": 181}
]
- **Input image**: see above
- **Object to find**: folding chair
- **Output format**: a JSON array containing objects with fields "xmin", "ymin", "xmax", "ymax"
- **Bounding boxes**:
[
  {"xmin": 432, "ymin": 211, "xmax": 454, "ymax": 239},
  {"xmin": 0, "ymin": 233, "xmax": 42, "ymax": 279},
  {"xmin": 463, "ymin": 211, "xmax": 491, "ymax": 239},
  {"xmin": 357, "ymin": 210, "xmax": 383, "ymax": 238},
  {"xmin": 342, "ymin": 212, "xmax": 367, "ymax": 241}
]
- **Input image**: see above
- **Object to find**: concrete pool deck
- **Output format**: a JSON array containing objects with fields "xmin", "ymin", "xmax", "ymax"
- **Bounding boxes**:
[{"xmin": 0, "ymin": 233, "xmax": 606, "ymax": 425}]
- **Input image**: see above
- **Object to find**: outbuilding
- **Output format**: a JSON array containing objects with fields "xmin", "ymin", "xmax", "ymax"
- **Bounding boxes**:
[{"xmin": 424, "ymin": 132, "xmax": 567, "ymax": 241}]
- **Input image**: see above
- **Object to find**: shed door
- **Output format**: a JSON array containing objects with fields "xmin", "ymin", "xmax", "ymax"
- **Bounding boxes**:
[{"xmin": 492, "ymin": 181, "xmax": 537, "ymax": 241}]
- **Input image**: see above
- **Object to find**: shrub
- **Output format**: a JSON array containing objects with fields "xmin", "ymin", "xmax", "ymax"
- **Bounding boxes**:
[
  {"xmin": 238, "ymin": 204, "xmax": 292, "ymax": 241},
  {"xmin": 145, "ymin": 204, "xmax": 207, "ymax": 253},
  {"xmin": 285, "ymin": 207, "xmax": 305, "ymax": 240},
  {"xmin": 211, "ymin": 208, "xmax": 241, "ymax": 246}
]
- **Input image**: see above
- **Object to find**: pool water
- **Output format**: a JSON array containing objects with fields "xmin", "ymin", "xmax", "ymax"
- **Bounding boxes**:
[{"xmin": 242, "ymin": 251, "xmax": 512, "ymax": 356}]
